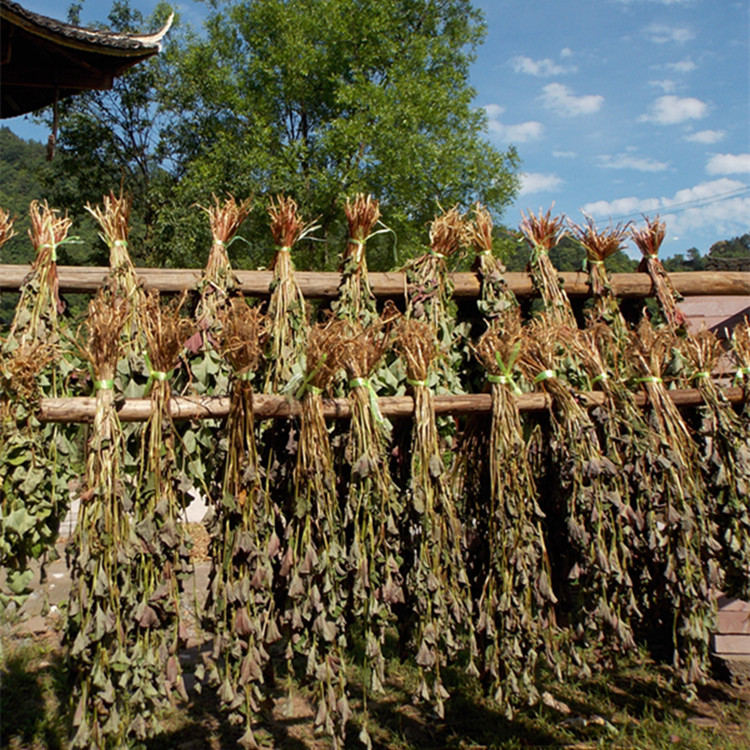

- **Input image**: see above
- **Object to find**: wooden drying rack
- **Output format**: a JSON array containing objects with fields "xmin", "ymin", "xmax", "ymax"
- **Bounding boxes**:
[{"xmin": 2, "ymin": 264, "xmax": 748, "ymax": 423}]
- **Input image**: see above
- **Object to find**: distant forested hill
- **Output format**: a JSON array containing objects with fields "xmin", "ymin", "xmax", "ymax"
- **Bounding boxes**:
[
  {"xmin": 0, "ymin": 127, "xmax": 48, "ymax": 264},
  {"xmin": 0, "ymin": 127, "xmax": 99, "ymax": 266}
]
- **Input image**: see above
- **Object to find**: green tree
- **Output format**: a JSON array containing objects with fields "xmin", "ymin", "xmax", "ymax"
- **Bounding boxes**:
[
  {"xmin": 40, "ymin": 0, "xmax": 177, "ymax": 265},
  {"xmin": 663, "ymin": 247, "xmax": 706, "ymax": 272},
  {"xmin": 0, "ymin": 127, "xmax": 49, "ymax": 265},
  {"xmin": 156, "ymin": 0, "xmax": 520, "ymax": 269},
  {"xmin": 40, "ymin": 0, "xmax": 519, "ymax": 270}
]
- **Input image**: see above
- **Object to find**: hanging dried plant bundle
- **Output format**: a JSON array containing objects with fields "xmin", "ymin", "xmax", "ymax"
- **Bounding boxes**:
[
  {"xmin": 0, "ymin": 207, "xmax": 16, "ymax": 249},
  {"xmin": 124, "ymin": 291, "xmax": 195, "ymax": 739},
  {"xmin": 681, "ymin": 330, "xmax": 750, "ymax": 599},
  {"xmin": 403, "ymin": 207, "xmax": 468, "ymax": 391},
  {"xmin": 263, "ymin": 195, "xmax": 315, "ymax": 392},
  {"xmin": 395, "ymin": 318, "xmax": 474, "ymax": 717},
  {"xmin": 631, "ymin": 216, "xmax": 686, "ymax": 330},
  {"xmin": 0, "ymin": 339, "xmax": 58, "ymax": 604},
  {"xmin": 733, "ymin": 320, "xmax": 750, "ymax": 414},
  {"xmin": 9, "ymin": 200, "xmax": 72, "ymax": 344},
  {"xmin": 472, "ymin": 321, "xmax": 560, "ymax": 713},
  {"xmin": 283, "ymin": 318, "xmax": 350, "ymax": 747},
  {"xmin": 334, "ymin": 194, "xmax": 380, "ymax": 325},
  {"xmin": 520, "ymin": 315, "xmax": 636, "ymax": 660},
  {"xmin": 520, "ymin": 207, "xmax": 577, "ymax": 330},
  {"xmin": 570, "ymin": 214, "xmax": 631, "ymax": 334},
  {"xmin": 65, "ymin": 289, "xmax": 135, "ymax": 748},
  {"xmin": 203, "ymin": 297, "xmax": 276, "ymax": 749},
  {"xmin": 629, "ymin": 320, "xmax": 718, "ymax": 686},
  {"xmin": 467, "ymin": 204, "xmax": 517, "ymax": 330},
  {"xmin": 194, "ymin": 194, "xmax": 252, "ymax": 335},
  {"xmin": 338, "ymin": 313, "xmax": 402, "ymax": 749},
  {"xmin": 85, "ymin": 191, "xmax": 143, "ymax": 346},
  {"xmin": 570, "ymin": 325, "xmax": 649, "ymax": 630}
]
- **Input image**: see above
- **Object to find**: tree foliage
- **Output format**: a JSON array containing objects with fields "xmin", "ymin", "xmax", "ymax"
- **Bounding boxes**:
[{"xmin": 39, "ymin": 0, "xmax": 518, "ymax": 270}]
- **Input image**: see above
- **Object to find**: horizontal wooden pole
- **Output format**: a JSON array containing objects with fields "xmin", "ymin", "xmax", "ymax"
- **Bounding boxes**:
[
  {"xmin": 36, "ymin": 387, "xmax": 745, "ymax": 424},
  {"xmin": 1, "ymin": 265, "xmax": 749, "ymax": 299}
]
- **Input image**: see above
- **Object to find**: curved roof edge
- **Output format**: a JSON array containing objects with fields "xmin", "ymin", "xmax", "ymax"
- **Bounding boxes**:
[{"xmin": 0, "ymin": 0, "xmax": 173, "ymax": 56}]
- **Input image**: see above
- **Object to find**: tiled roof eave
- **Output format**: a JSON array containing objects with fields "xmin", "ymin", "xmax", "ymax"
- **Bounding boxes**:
[{"xmin": 0, "ymin": 0, "xmax": 173, "ymax": 57}]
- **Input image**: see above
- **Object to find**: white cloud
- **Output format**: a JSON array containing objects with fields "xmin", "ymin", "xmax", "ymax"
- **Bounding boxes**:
[
  {"xmin": 484, "ymin": 105, "xmax": 544, "ymax": 143},
  {"xmin": 599, "ymin": 153, "xmax": 670, "ymax": 172},
  {"xmin": 541, "ymin": 83, "xmax": 604, "ymax": 116},
  {"xmin": 665, "ymin": 58, "xmax": 697, "ymax": 73},
  {"xmin": 648, "ymin": 79, "xmax": 677, "ymax": 93},
  {"xmin": 706, "ymin": 153, "xmax": 750, "ymax": 175},
  {"xmin": 484, "ymin": 104, "xmax": 504, "ymax": 119},
  {"xmin": 560, "ymin": 47, "xmax": 573, "ymax": 58},
  {"xmin": 684, "ymin": 129, "xmax": 725, "ymax": 144},
  {"xmin": 643, "ymin": 23, "xmax": 695, "ymax": 44},
  {"xmin": 510, "ymin": 56, "xmax": 576, "ymax": 77},
  {"xmin": 639, "ymin": 95, "xmax": 707, "ymax": 124},
  {"xmin": 519, "ymin": 173, "xmax": 564, "ymax": 195},
  {"xmin": 553, "ymin": 150, "xmax": 577, "ymax": 158},
  {"xmin": 582, "ymin": 178, "xmax": 750, "ymax": 248}
]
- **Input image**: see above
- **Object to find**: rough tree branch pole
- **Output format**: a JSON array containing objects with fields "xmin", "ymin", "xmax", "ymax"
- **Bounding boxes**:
[
  {"xmin": 1, "ymin": 265, "xmax": 749, "ymax": 298},
  {"xmin": 37, "ymin": 387, "xmax": 746, "ymax": 423}
]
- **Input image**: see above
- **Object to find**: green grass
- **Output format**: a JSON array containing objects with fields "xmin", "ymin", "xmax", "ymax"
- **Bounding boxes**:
[{"xmin": 1, "ymin": 629, "xmax": 749, "ymax": 750}]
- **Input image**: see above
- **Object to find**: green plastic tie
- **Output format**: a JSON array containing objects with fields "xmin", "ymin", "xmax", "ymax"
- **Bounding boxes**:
[{"xmin": 534, "ymin": 369, "xmax": 556, "ymax": 383}]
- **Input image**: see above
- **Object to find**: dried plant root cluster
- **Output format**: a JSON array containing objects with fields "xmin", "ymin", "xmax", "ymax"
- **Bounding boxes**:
[
  {"xmin": 194, "ymin": 193, "xmax": 252, "ymax": 336},
  {"xmin": 682, "ymin": 330, "xmax": 750, "ymax": 600},
  {"xmin": 284, "ymin": 319, "xmax": 350, "ymax": 747},
  {"xmin": 9, "ymin": 200, "xmax": 71, "ymax": 344},
  {"xmin": 395, "ymin": 319, "xmax": 474, "ymax": 717},
  {"xmin": 629, "ymin": 321, "xmax": 719, "ymax": 686},
  {"xmin": 202, "ymin": 297, "xmax": 277, "ymax": 749},
  {"xmin": 473, "ymin": 321, "xmax": 560, "ymax": 714},
  {"xmin": 520, "ymin": 316, "xmax": 638, "ymax": 662},
  {"xmin": 334, "ymin": 194, "xmax": 380, "ymax": 325},
  {"xmin": 66, "ymin": 290, "xmax": 133, "ymax": 748},
  {"xmin": 86, "ymin": 191, "xmax": 143, "ymax": 349},
  {"xmin": 263, "ymin": 195, "xmax": 314, "ymax": 393},
  {"xmin": 338, "ymin": 314, "xmax": 403, "ymax": 748}
]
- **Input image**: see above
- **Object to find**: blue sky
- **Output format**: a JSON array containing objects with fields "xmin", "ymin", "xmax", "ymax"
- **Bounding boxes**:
[
  {"xmin": 473, "ymin": 0, "xmax": 750, "ymax": 257},
  {"xmin": 5, "ymin": 0, "xmax": 749, "ymax": 257}
]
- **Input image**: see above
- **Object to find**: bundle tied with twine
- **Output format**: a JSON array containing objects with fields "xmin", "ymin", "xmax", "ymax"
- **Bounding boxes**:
[
  {"xmin": 570, "ymin": 214, "xmax": 631, "ymax": 336},
  {"xmin": 85, "ymin": 191, "xmax": 143, "ymax": 347},
  {"xmin": 264, "ymin": 195, "xmax": 315, "ymax": 393},
  {"xmin": 66, "ymin": 289, "xmax": 135, "ymax": 748},
  {"xmin": 395, "ymin": 318, "xmax": 474, "ymax": 719},
  {"xmin": 472, "ymin": 318, "xmax": 560, "ymax": 714},
  {"xmin": 468, "ymin": 204, "xmax": 517, "ymax": 330},
  {"xmin": 9, "ymin": 200, "xmax": 72, "ymax": 344},
  {"xmin": 632, "ymin": 216, "xmax": 686, "ymax": 330},
  {"xmin": 681, "ymin": 330, "xmax": 750, "ymax": 600},
  {"xmin": 338, "ymin": 311, "xmax": 402, "ymax": 750},
  {"xmin": 520, "ymin": 315, "xmax": 636, "ymax": 662},
  {"xmin": 0, "ymin": 339, "xmax": 57, "ymax": 604},
  {"xmin": 520, "ymin": 206, "xmax": 577, "ymax": 331},
  {"xmin": 334, "ymin": 194, "xmax": 381, "ymax": 325},
  {"xmin": 203, "ymin": 296, "xmax": 278, "ymax": 750},
  {"xmin": 629, "ymin": 320, "xmax": 718, "ymax": 688},
  {"xmin": 285, "ymin": 318, "xmax": 350, "ymax": 748},
  {"xmin": 125, "ymin": 291, "xmax": 195, "ymax": 740},
  {"xmin": 194, "ymin": 194, "xmax": 252, "ymax": 336}
]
